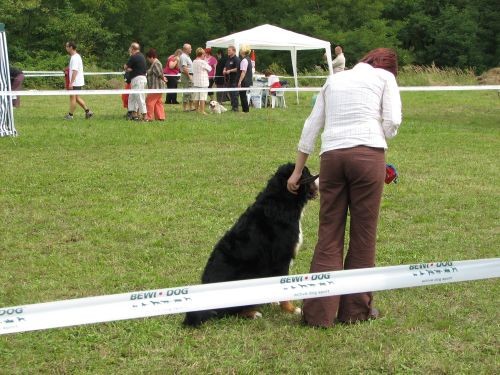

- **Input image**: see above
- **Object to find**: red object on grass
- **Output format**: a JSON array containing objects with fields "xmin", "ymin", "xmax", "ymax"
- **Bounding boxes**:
[{"xmin": 385, "ymin": 164, "xmax": 398, "ymax": 184}]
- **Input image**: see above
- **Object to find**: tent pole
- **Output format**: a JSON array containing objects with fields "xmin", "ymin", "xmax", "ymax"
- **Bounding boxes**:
[
  {"xmin": 0, "ymin": 23, "xmax": 16, "ymax": 137},
  {"xmin": 325, "ymin": 43, "xmax": 334, "ymax": 75},
  {"xmin": 290, "ymin": 48, "xmax": 299, "ymax": 104}
]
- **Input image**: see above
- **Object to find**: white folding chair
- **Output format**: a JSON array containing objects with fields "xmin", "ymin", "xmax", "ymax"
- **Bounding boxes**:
[
  {"xmin": 248, "ymin": 87, "xmax": 264, "ymax": 109},
  {"xmin": 267, "ymin": 89, "xmax": 286, "ymax": 108}
]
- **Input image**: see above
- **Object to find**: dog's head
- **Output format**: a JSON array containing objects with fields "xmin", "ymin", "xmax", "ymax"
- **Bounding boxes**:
[
  {"xmin": 209, "ymin": 100, "xmax": 218, "ymax": 109},
  {"xmin": 267, "ymin": 163, "xmax": 318, "ymax": 203}
]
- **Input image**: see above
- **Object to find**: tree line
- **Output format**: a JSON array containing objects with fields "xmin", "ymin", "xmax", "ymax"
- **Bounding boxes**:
[{"xmin": 1, "ymin": 0, "xmax": 498, "ymax": 74}]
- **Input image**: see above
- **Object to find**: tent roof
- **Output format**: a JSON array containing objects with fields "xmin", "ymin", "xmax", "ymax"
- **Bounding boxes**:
[{"xmin": 206, "ymin": 24, "xmax": 331, "ymax": 51}]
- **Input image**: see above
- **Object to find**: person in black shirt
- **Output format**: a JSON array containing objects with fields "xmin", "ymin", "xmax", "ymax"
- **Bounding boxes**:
[
  {"xmin": 215, "ymin": 49, "xmax": 228, "ymax": 103},
  {"xmin": 223, "ymin": 46, "xmax": 240, "ymax": 111},
  {"xmin": 124, "ymin": 42, "xmax": 147, "ymax": 120}
]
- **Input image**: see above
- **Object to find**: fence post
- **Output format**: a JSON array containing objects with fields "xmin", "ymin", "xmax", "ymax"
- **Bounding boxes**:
[{"xmin": 0, "ymin": 23, "xmax": 17, "ymax": 137}]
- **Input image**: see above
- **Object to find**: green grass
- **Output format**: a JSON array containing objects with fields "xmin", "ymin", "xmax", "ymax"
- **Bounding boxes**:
[{"xmin": 0, "ymin": 91, "xmax": 499, "ymax": 374}]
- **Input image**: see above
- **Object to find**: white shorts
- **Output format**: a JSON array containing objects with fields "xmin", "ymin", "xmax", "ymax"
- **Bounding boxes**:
[{"xmin": 193, "ymin": 88, "xmax": 208, "ymax": 101}]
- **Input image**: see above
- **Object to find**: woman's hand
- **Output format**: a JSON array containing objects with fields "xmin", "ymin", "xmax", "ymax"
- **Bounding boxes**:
[{"xmin": 287, "ymin": 169, "xmax": 302, "ymax": 194}]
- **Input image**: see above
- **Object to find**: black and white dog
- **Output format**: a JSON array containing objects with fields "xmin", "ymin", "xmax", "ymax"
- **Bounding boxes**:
[{"xmin": 183, "ymin": 163, "xmax": 318, "ymax": 327}]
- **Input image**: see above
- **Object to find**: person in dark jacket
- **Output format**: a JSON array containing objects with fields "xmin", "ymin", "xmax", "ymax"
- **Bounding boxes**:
[
  {"xmin": 214, "ymin": 49, "xmax": 228, "ymax": 103},
  {"xmin": 9, "ymin": 66, "xmax": 24, "ymax": 108},
  {"xmin": 237, "ymin": 45, "xmax": 253, "ymax": 113},
  {"xmin": 223, "ymin": 46, "xmax": 240, "ymax": 111}
]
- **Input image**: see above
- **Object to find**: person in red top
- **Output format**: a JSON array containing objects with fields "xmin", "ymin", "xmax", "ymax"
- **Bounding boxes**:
[
  {"xmin": 164, "ymin": 49, "xmax": 182, "ymax": 104},
  {"xmin": 204, "ymin": 47, "xmax": 217, "ymax": 101}
]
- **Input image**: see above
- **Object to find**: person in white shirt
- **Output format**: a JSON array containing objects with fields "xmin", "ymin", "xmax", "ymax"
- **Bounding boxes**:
[
  {"xmin": 262, "ymin": 69, "xmax": 281, "ymax": 107},
  {"xmin": 287, "ymin": 48, "xmax": 402, "ymax": 328},
  {"xmin": 332, "ymin": 45, "xmax": 346, "ymax": 73},
  {"xmin": 64, "ymin": 41, "xmax": 93, "ymax": 120},
  {"xmin": 179, "ymin": 43, "xmax": 195, "ymax": 112},
  {"xmin": 192, "ymin": 47, "xmax": 212, "ymax": 115}
]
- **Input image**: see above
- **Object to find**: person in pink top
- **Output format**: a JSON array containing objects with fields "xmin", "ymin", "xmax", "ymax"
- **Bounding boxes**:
[
  {"xmin": 164, "ymin": 49, "xmax": 182, "ymax": 104},
  {"xmin": 204, "ymin": 47, "xmax": 217, "ymax": 101}
]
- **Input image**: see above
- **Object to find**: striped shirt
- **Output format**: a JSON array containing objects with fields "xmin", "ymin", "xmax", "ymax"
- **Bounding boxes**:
[
  {"xmin": 298, "ymin": 63, "xmax": 402, "ymax": 155},
  {"xmin": 146, "ymin": 59, "xmax": 165, "ymax": 89}
]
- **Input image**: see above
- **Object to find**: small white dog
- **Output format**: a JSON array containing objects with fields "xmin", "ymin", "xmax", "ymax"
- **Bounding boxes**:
[{"xmin": 209, "ymin": 100, "xmax": 227, "ymax": 114}]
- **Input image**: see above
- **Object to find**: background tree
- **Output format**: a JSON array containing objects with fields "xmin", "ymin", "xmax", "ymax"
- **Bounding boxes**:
[{"xmin": 1, "ymin": 0, "xmax": 497, "ymax": 73}]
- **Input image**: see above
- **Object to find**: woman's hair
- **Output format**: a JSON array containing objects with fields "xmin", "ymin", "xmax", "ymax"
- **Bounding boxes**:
[
  {"xmin": 174, "ymin": 49, "xmax": 182, "ymax": 56},
  {"xmin": 204, "ymin": 47, "xmax": 212, "ymax": 55},
  {"xmin": 263, "ymin": 69, "xmax": 272, "ymax": 77},
  {"xmin": 240, "ymin": 44, "xmax": 251, "ymax": 55},
  {"xmin": 196, "ymin": 47, "xmax": 205, "ymax": 57},
  {"xmin": 359, "ymin": 48, "xmax": 398, "ymax": 77},
  {"xmin": 146, "ymin": 48, "xmax": 158, "ymax": 59}
]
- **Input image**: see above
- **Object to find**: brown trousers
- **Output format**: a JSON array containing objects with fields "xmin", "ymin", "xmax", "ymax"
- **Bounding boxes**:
[{"xmin": 303, "ymin": 146, "xmax": 385, "ymax": 326}]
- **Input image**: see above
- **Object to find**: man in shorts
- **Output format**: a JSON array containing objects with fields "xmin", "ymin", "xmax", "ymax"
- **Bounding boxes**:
[
  {"xmin": 64, "ymin": 41, "xmax": 93, "ymax": 120},
  {"xmin": 179, "ymin": 43, "xmax": 195, "ymax": 112},
  {"xmin": 124, "ymin": 42, "xmax": 148, "ymax": 120}
]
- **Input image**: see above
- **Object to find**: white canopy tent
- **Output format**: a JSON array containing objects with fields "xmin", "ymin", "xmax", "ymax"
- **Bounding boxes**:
[{"xmin": 206, "ymin": 24, "xmax": 333, "ymax": 103}]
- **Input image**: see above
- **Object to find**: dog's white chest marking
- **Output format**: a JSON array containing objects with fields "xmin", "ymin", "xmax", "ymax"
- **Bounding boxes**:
[{"xmin": 293, "ymin": 210, "xmax": 304, "ymax": 258}]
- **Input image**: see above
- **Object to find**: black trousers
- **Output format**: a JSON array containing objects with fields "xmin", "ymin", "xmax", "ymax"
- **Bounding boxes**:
[
  {"xmin": 216, "ymin": 79, "xmax": 229, "ymax": 103},
  {"xmin": 239, "ymin": 84, "xmax": 250, "ymax": 113},
  {"xmin": 229, "ymin": 81, "xmax": 239, "ymax": 111},
  {"xmin": 165, "ymin": 76, "xmax": 179, "ymax": 104}
]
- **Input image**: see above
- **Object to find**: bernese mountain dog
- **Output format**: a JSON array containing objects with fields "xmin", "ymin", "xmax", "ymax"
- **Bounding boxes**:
[{"xmin": 183, "ymin": 163, "xmax": 318, "ymax": 327}]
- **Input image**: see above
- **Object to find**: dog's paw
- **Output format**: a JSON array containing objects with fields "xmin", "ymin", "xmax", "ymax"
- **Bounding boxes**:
[
  {"xmin": 253, "ymin": 311, "xmax": 263, "ymax": 319},
  {"xmin": 280, "ymin": 300, "xmax": 299, "ymax": 314},
  {"xmin": 238, "ymin": 310, "xmax": 263, "ymax": 320}
]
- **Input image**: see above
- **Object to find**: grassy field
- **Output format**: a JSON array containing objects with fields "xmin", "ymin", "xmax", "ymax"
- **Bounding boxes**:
[{"xmin": 0, "ymin": 90, "xmax": 499, "ymax": 374}]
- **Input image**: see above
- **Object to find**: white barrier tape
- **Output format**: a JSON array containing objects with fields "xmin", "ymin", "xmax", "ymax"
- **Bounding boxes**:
[
  {"xmin": 23, "ymin": 72, "xmax": 125, "ymax": 77},
  {"xmin": 24, "ymin": 72, "xmax": 182, "ymax": 78},
  {"xmin": 400, "ymin": 85, "xmax": 500, "ymax": 91},
  {"xmin": 0, "ymin": 87, "xmax": 261, "ymax": 96},
  {"xmin": 22, "ymin": 71, "xmax": 321, "ymax": 79},
  {"xmin": 0, "ymin": 85, "xmax": 498, "ymax": 97},
  {"xmin": 0, "ymin": 258, "xmax": 498, "ymax": 335}
]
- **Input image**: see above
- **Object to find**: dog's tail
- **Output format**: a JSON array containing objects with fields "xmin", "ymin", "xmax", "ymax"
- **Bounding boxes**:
[{"xmin": 183, "ymin": 310, "xmax": 218, "ymax": 327}]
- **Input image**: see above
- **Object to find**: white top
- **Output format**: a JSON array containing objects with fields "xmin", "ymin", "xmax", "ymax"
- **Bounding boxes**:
[
  {"xmin": 69, "ymin": 53, "xmax": 85, "ymax": 86},
  {"xmin": 332, "ymin": 53, "xmax": 345, "ymax": 73},
  {"xmin": 240, "ymin": 58, "xmax": 249, "ymax": 71},
  {"xmin": 192, "ymin": 59, "xmax": 211, "ymax": 87},
  {"xmin": 298, "ymin": 63, "xmax": 402, "ymax": 155},
  {"xmin": 267, "ymin": 74, "xmax": 279, "ymax": 86}
]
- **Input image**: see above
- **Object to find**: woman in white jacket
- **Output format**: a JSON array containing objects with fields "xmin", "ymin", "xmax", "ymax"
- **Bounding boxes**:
[
  {"xmin": 287, "ymin": 48, "xmax": 402, "ymax": 327},
  {"xmin": 192, "ymin": 47, "xmax": 212, "ymax": 115}
]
